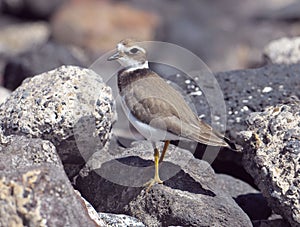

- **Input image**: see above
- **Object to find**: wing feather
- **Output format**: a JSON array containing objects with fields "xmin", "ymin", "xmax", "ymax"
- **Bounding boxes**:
[{"xmin": 122, "ymin": 71, "xmax": 229, "ymax": 147}]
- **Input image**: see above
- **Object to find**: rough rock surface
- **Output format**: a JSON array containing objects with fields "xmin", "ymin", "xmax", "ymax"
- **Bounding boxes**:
[
  {"xmin": 0, "ymin": 132, "xmax": 97, "ymax": 226},
  {"xmin": 76, "ymin": 141, "xmax": 252, "ymax": 226},
  {"xmin": 0, "ymin": 65, "xmax": 115, "ymax": 178},
  {"xmin": 98, "ymin": 213, "xmax": 145, "ymax": 227},
  {"xmin": 3, "ymin": 42, "xmax": 85, "ymax": 90},
  {"xmin": 240, "ymin": 101, "xmax": 300, "ymax": 226},
  {"xmin": 264, "ymin": 37, "xmax": 300, "ymax": 65},
  {"xmin": 0, "ymin": 22, "xmax": 50, "ymax": 56},
  {"xmin": 51, "ymin": 0, "xmax": 160, "ymax": 54}
]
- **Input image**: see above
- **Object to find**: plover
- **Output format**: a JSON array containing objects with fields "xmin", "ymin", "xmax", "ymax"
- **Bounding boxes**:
[{"xmin": 108, "ymin": 39, "xmax": 235, "ymax": 190}]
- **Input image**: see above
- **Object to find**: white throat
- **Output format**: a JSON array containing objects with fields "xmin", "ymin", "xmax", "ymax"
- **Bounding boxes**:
[{"xmin": 124, "ymin": 61, "xmax": 149, "ymax": 72}]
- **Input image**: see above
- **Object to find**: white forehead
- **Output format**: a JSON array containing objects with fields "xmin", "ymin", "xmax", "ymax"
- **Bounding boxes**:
[{"xmin": 117, "ymin": 43, "xmax": 146, "ymax": 53}]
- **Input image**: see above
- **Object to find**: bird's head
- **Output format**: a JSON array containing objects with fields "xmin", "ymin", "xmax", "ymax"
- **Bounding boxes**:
[{"xmin": 107, "ymin": 39, "xmax": 148, "ymax": 69}]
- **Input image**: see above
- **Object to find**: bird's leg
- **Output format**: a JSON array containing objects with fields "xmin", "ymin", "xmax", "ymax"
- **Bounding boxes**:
[
  {"xmin": 145, "ymin": 147, "xmax": 163, "ymax": 192},
  {"xmin": 159, "ymin": 140, "xmax": 170, "ymax": 163},
  {"xmin": 153, "ymin": 147, "xmax": 163, "ymax": 183}
]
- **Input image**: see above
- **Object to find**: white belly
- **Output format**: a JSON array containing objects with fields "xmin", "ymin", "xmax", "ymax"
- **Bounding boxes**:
[{"xmin": 121, "ymin": 97, "xmax": 180, "ymax": 142}]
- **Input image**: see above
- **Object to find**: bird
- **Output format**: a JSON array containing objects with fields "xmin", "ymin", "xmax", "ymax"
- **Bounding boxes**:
[{"xmin": 107, "ymin": 38, "xmax": 236, "ymax": 191}]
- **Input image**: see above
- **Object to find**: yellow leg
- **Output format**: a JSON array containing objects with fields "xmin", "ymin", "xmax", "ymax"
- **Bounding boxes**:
[
  {"xmin": 145, "ymin": 147, "xmax": 163, "ymax": 192},
  {"xmin": 159, "ymin": 140, "xmax": 170, "ymax": 163}
]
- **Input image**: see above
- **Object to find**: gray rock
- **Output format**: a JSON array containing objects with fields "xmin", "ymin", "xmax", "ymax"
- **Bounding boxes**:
[
  {"xmin": 216, "ymin": 174, "xmax": 259, "ymax": 198},
  {"xmin": 0, "ymin": 133, "xmax": 97, "ymax": 227},
  {"xmin": 74, "ymin": 190, "xmax": 107, "ymax": 226},
  {"xmin": 240, "ymin": 101, "xmax": 300, "ymax": 226},
  {"xmin": 264, "ymin": 37, "xmax": 300, "ymax": 65},
  {"xmin": 216, "ymin": 174, "xmax": 271, "ymax": 220},
  {"xmin": 3, "ymin": 41, "xmax": 85, "ymax": 90},
  {"xmin": 75, "ymin": 189, "xmax": 145, "ymax": 226},
  {"xmin": 98, "ymin": 213, "xmax": 145, "ymax": 227},
  {"xmin": 0, "ymin": 134, "xmax": 61, "ymax": 170},
  {"xmin": 0, "ymin": 22, "xmax": 50, "ymax": 56},
  {"xmin": 0, "ymin": 86, "xmax": 10, "ymax": 104},
  {"xmin": 76, "ymin": 141, "xmax": 252, "ymax": 226},
  {"xmin": 0, "ymin": 65, "xmax": 115, "ymax": 178}
]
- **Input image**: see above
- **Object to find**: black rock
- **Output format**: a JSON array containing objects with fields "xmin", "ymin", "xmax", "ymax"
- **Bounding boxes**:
[
  {"xmin": 2, "ymin": 0, "xmax": 66, "ymax": 19},
  {"xmin": 235, "ymin": 193, "xmax": 272, "ymax": 220},
  {"xmin": 216, "ymin": 174, "xmax": 272, "ymax": 221},
  {"xmin": 252, "ymin": 218, "xmax": 291, "ymax": 227},
  {"xmin": 75, "ymin": 141, "xmax": 252, "ymax": 226},
  {"xmin": 3, "ymin": 42, "xmax": 85, "ymax": 90}
]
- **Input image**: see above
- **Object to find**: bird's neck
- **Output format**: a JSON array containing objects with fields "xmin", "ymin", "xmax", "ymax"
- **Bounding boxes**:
[
  {"xmin": 117, "ymin": 64, "xmax": 152, "ymax": 94},
  {"xmin": 123, "ymin": 61, "xmax": 149, "ymax": 73}
]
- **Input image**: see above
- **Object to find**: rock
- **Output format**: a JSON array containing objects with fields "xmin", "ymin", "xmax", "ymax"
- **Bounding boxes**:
[
  {"xmin": 0, "ymin": 14, "xmax": 22, "ymax": 28},
  {"xmin": 240, "ymin": 101, "xmax": 300, "ymax": 226},
  {"xmin": 0, "ymin": 133, "xmax": 97, "ymax": 226},
  {"xmin": 216, "ymin": 174, "xmax": 272, "ymax": 220},
  {"xmin": 0, "ymin": 65, "xmax": 115, "ymax": 179},
  {"xmin": 0, "ymin": 132, "xmax": 61, "ymax": 169},
  {"xmin": 0, "ymin": 86, "xmax": 10, "ymax": 103},
  {"xmin": 264, "ymin": 37, "xmax": 300, "ymax": 65},
  {"xmin": 76, "ymin": 141, "xmax": 252, "ymax": 226},
  {"xmin": 0, "ymin": 22, "xmax": 50, "ymax": 56},
  {"xmin": 217, "ymin": 64, "xmax": 300, "ymax": 142},
  {"xmin": 213, "ymin": 64, "xmax": 300, "ymax": 177},
  {"xmin": 2, "ymin": 0, "xmax": 66, "ymax": 19},
  {"xmin": 257, "ymin": 1, "xmax": 300, "ymax": 21},
  {"xmin": 74, "ymin": 190, "xmax": 107, "ymax": 226},
  {"xmin": 235, "ymin": 194, "xmax": 272, "ymax": 220},
  {"xmin": 216, "ymin": 174, "xmax": 259, "ymax": 198},
  {"xmin": 75, "ymin": 188, "xmax": 145, "ymax": 226},
  {"xmin": 3, "ymin": 41, "xmax": 85, "ymax": 90},
  {"xmin": 98, "ymin": 213, "xmax": 145, "ymax": 227},
  {"xmin": 51, "ymin": 0, "xmax": 160, "ymax": 55},
  {"xmin": 252, "ymin": 218, "xmax": 291, "ymax": 227}
]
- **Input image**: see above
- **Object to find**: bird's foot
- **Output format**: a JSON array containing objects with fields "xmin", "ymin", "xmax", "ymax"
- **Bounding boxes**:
[{"xmin": 144, "ymin": 176, "xmax": 163, "ymax": 193}]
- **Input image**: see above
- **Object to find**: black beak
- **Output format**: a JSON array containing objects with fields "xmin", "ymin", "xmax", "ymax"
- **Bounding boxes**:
[{"xmin": 107, "ymin": 51, "xmax": 121, "ymax": 61}]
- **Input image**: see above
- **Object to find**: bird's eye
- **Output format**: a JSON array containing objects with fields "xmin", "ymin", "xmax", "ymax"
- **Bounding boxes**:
[{"xmin": 130, "ymin": 48, "xmax": 139, "ymax": 54}]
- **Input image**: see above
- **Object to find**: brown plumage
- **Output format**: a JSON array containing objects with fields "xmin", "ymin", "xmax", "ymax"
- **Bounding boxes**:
[{"xmin": 118, "ymin": 67, "xmax": 230, "ymax": 148}]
